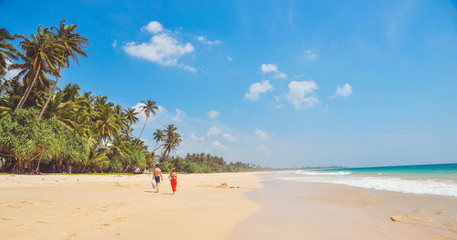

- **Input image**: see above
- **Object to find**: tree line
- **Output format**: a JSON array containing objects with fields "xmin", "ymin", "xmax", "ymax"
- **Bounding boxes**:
[
  {"xmin": 165, "ymin": 153, "xmax": 265, "ymax": 173},
  {"xmin": 0, "ymin": 20, "xmax": 261, "ymax": 174},
  {"xmin": 0, "ymin": 21, "xmax": 181, "ymax": 173}
]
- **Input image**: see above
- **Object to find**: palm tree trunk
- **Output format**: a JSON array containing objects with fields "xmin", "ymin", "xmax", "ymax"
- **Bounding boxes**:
[
  {"xmin": 138, "ymin": 116, "xmax": 148, "ymax": 138},
  {"xmin": 16, "ymin": 62, "xmax": 41, "ymax": 110},
  {"xmin": 39, "ymin": 72, "xmax": 61, "ymax": 118},
  {"xmin": 153, "ymin": 143, "xmax": 163, "ymax": 152},
  {"xmin": 40, "ymin": 60, "xmax": 64, "ymax": 118}
]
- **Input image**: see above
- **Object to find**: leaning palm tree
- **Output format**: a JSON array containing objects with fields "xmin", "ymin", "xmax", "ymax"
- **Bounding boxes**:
[
  {"xmin": 11, "ymin": 25, "xmax": 65, "ymax": 110},
  {"xmin": 40, "ymin": 19, "xmax": 88, "ymax": 118},
  {"xmin": 0, "ymin": 28, "xmax": 22, "ymax": 76},
  {"xmin": 152, "ymin": 129, "xmax": 165, "ymax": 151},
  {"xmin": 162, "ymin": 124, "xmax": 182, "ymax": 158},
  {"xmin": 138, "ymin": 98, "xmax": 158, "ymax": 138}
]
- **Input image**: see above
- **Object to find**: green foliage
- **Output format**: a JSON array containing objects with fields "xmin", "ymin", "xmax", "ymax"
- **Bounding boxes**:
[
  {"xmin": 60, "ymin": 130, "xmax": 90, "ymax": 164},
  {"xmin": 108, "ymin": 157, "xmax": 123, "ymax": 173},
  {"xmin": 128, "ymin": 147, "xmax": 146, "ymax": 169},
  {"xmin": 0, "ymin": 22, "xmax": 261, "ymax": 174},
  {"xmin": 166, "ymin": 153, "xmax": 263, "ymax": 174},
  {"xmin": 0, "ymin": 108, "xmax": 40, "ymax": 164}
]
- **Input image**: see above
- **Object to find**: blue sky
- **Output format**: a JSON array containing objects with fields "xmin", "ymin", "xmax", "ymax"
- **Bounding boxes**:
[{"xmin": 2, "ymin": 0, "xmax": 457, "ymax": 167}]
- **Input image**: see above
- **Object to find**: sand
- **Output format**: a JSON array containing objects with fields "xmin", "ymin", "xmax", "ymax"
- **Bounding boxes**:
[
  {"xmin": 1, "ymin": 172, "xmax": 456, "ymax": 240},
  {"xmin": 0, "ymin": 172, "xmax": 262, "ymax": 240},
  {"xmin": 231, "ymin": 179, "xmax": 457, "ymax": 240}
]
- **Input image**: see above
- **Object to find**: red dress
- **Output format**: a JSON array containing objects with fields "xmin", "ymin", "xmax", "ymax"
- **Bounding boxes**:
[{"xmin": 170, "ymin": 178, "xmax": 177, "ymax": 192}]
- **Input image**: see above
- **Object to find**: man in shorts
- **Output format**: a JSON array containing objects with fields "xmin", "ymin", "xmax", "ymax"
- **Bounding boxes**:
[{"xmin": 153, "ymin": 164, "xmax": 163, "ymax": 193}]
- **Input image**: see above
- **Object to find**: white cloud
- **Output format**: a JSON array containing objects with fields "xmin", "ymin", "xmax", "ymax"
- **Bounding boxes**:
[
  {"xmin": 286, "ymin": 80, "xmax": 319, "ymax": 109},
  {"xmin": 261, "ymin": 64, "xmax": 278, "ymax": 73},
  {"xmin": 227, "ymin": 56, "xmax": 232, "ymax": 61},
  {"xmin": 208, "ymin": 110, "xmax": 219, "ymax": 119},
  {"xmin": 123, "ymin": 21, "xmax": 195, "ymax": 72},
  {"xmin": 256, "ymin": 144, "xmax": 270, "ymax": 155},
  {"xmin": 260, "ymin": 63, "xmax": 287, "ymax": 79},
  {"xmin": 211, "ymin": 141, "xmax": 227, "ymax": 150},
  {"xmin": 332, "ymin": 83, "xmax": 352, "ymax": 98},
  {"xmin": 197, "ymin": 36, "xmax": 221, "ymax": 45},
  {"xmin": 255, "ymin": 129, "xmax": 270, "ymax": 141},
  {"xmin": 171, "ymin": 109, "xmax": 186, "ymax": 122},
  {"xmin": 182, "ymin": 65, "xmax": 197, "ymax": 73},
  {"xmin": 222, "ymin": 133, "xmax": 237, "ymax": 142},
  {"xmin": 304, "ymin": 50, "xmax": 318, "ymax": 61},
  {"xmin": 245, "ymin": 80, "xmax": 274, "ymax": 101},
  {"xmin": 207, "ymin": 126, "xmax": 222, "ymax": 137},
  {"xmin": 191, "ymin": 132, "xmax": 205, "ymax": 141},
  {"xmin": 274, "ymin": 72, "xmax": 287, "ymax": 79},
  {"xmin": 142, "ymin": 21, "xmax": 164, "ymax": 34},
  {"xmin": 112, "ymin": 40, "xmax": 117, "ymax": 48}
]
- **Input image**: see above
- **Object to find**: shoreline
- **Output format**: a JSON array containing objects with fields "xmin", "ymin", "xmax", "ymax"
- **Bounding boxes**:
[
  {"xmin": 2, "ymin": 172, "xmax": 456, "ymax": 240},
  {"xmin": 232, "ymin": 178, "xmax": 457, "ymax": 239}
]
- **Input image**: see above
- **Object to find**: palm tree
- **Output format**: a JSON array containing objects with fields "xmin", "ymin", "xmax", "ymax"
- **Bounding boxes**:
[
  {"xmin": 40, "ymin": 20, "xmax": 88, "ymax": 118},
  {"xmin": 95, "ymin": 108, "xmax": 121, "ymax": 143},
  {"xmin": 162, "ymin": 124, "xmax": 182, "ymax": 158},
  {"xmin": 125, "ymin": 108, "xmax": 139, "ymax": 125},
  {"xmin": 0, "ymin": 28, "xmax": 22, "ymax": 76},
  {"xmin": 138, "ymin": 99, "xmax": 158, "ymax": 138},
  {"xmin": 152, "ymin": 129, "xmax": 165, "ymax": 151},
  {"xmin": 11, "ymin": 25, "xmax": 65, "ymax": 110},
  {"xmin": 121, "ymin": 108, "xmax": 138, "ymax": 137}
]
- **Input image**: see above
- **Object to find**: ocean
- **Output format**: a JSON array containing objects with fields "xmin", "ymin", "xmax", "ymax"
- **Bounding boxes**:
[{"xmin": 273, "ymin": 163, "xmax": 457, "ymax": 197}]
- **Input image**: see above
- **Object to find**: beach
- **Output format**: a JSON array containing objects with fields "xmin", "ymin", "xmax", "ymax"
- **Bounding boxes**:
[
  {"xmin": 0, "ymin": 172, "xmax": 262, "ymax": 240},
  {"xmin": 232, "ymin": 179, "xmax": 457, "ymax": 240},
  {"xmin": 1, "ymin": 172, "xmax": 456, "ymax": 240}
]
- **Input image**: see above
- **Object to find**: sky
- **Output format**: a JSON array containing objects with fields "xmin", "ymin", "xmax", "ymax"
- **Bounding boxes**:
[{"xmin": 1, "ymin": 0, "xmax": 457, "ymax": 168}]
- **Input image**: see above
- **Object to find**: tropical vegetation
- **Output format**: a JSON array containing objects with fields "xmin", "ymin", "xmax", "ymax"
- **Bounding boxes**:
[{"xmin": 0, "ymin": 21, "xmax": 261, "ymax": 174}]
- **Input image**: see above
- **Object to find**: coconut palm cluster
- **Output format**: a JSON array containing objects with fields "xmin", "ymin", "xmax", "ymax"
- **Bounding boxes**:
[{"xmin": 0, "ymin": 21, "xmax": 182, "ymax": 173}]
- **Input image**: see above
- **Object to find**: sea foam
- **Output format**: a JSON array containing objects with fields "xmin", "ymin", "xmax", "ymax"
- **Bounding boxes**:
[{"xmin": 273, "ymin": 171, "xmax": 457, "ymax": 197}]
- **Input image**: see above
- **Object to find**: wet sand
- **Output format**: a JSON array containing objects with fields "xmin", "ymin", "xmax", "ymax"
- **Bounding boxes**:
[{"xmin": 231, "ymin": 179, "xmax": 457, "ymax": 240}]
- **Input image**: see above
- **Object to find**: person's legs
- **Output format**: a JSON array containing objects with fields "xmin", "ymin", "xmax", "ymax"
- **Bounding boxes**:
[{"xmin": 155, "ymin": 176, "xmax": 161, "ymax": 193}]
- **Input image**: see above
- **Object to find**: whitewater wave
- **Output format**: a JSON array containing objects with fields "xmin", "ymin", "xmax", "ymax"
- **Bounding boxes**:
[
  {"xmin": 273, "ymin": 172, "xmax": 457, "ymax": 197},
  {"xmin": 275, "ymin": 170, "xmax": 352, "ymax": 176},
  {"xmin": 298, "ymin": 171, "xmax": 352, "ymax": 176}
]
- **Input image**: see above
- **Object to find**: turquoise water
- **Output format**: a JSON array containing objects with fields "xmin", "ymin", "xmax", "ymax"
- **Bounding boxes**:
[
  {"xmin": 320, "ymin": 163, "xmax": 457, "ymax": 180},
  {"xmin": 274, "ymin": 163, "xmax": 457, "ymax": 197}
]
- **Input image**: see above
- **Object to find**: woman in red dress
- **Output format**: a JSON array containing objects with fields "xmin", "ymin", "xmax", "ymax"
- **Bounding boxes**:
[{"xmin": 169, "ymin": 169, "xmax": 178, "ymax": 195}]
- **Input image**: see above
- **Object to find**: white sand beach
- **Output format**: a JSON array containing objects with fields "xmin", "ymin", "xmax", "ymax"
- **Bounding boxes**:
[
  {"xmin": 0, "ymin": 173, "xmax": 262, "ymax": 240},
  {"xmin": 1, "ymin": 172, "xmax": 456, "ymax": 240}
]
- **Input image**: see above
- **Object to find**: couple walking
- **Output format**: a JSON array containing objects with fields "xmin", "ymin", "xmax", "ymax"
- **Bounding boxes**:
[{"xmin": 153, "ymin": 164, "xmax": 178, "ymax": 195}]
